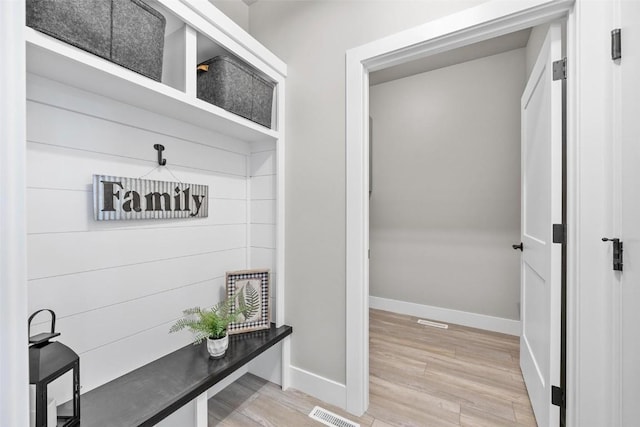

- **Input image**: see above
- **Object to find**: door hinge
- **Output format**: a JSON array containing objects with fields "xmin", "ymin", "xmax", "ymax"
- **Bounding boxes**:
[
  {"xmin": 551, "ymin": 385, "xmax": 565, "ymax": 408},
  {"xmin": 612, "ymin": 28, "xmax": 622, "ymax": 60},
  {"xmin": 602, "ymin": 237, "xmax": 623, "ymax": 271},
  {"xmin": 553, "ymin": 224, "xmax": 566, "ymax": 244},
  {"xmin": 553, "ymin": 58, "xmax": 567, "ymax": 80}
]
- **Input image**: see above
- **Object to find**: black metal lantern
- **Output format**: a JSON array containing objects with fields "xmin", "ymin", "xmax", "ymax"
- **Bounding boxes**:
[{"xmin": 28, "ymin": 309, "xmax": 80, "ymax": 427}]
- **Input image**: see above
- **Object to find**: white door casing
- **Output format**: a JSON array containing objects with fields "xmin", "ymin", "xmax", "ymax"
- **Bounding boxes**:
[
  {"xmin": 345, "ymin": 2, "xmax": 622, "ymax": 423},
  {"xmin": 0, "ymin": 1, "xmax": 30, "ymax": 427},
  {"xmin": 519, "ymin": 22, "xmax": 562, "ymax": 427},
  {"xmin": 617, "ymin": 1, "xmax": 640, "ymax": 424}
]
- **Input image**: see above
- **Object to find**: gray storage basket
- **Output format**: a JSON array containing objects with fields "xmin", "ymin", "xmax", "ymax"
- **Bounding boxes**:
[
  {"xmin": 26, "ymin": 0, "xmax": 112, "ymax": 60},
  {"xmin": 197, "ymin": 56, "xmax": 275, "ymax": 128},
  {"xmin": 111, "ymin": 0, "xmax": 166, "ymax": 81},
  {"xmin": 26, "ymin": 0, "xmax": 166, "ymax": 82}
]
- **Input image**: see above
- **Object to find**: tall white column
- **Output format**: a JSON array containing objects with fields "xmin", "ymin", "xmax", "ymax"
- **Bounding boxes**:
[{"xmin": 0, "ymin": 1, "xmax": 30, "ymax": 426}]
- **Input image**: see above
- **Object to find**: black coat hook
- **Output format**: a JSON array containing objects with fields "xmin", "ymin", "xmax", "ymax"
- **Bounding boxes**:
[{"xmin": 153, "ymin": 144, "xmax": 167, "ymax": 166}]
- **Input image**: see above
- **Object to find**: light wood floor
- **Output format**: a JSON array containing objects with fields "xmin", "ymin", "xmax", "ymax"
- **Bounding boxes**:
[{"xmin": 208, "ymin": 309, "xmax": 537, "ymax": 426}]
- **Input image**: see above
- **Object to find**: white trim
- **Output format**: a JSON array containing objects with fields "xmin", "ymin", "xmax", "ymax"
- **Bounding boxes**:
[
  {"xmin": 356, "ymin": 0, "xmax": 573, "ymax": 72},
  {"xmin": 369, "ymin": 296, "xmax": 521, "ymax": 336},
  {"xmin": 194, "ymin": 392, "xmax": 208, "ymax": 427},
  {"xmin": 565, "ymin": 2, "xmax": 616, "ymax": 426},
  {"xmin": 346, "ymin": 0, "xmax": 575, "ymax": 418},
  {"xmin": 275, "ymin": 83, "xmax": 286, "ymax": 328},
  {"xmin": 565, "ymin": 7, "xmax": 580, "ymax": 426},
  {"xmin": 184, "ymin": 25, "xmax": 197, "ymax": 98},
  {"xmin": 345, "ymin": 48, "xmax": 369, "ymax": 416},
  {"xmin": 290, "ymin": 366, "xmax": 346, "ymax": 410},
  {"xmin": 0, "ymin": 1, "xmax": 29, "ymax": 427},
  {"xmin": 246, "ymin": 156, "xmax": 252, "ymax": 268},
  {"xmin": 610, "ymin": 1, "xmax": 623, "ymax": 425},
  {"xmin": 275, "ymin": 65, "xmax": 290, "ymax": 390},
  {"xmin": 281, "ymin": 338, "xmax": 291, "ymax": 390}
]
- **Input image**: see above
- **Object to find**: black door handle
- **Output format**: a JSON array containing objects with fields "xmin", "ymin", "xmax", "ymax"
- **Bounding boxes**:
[{"xmin": 512, "ymin": 242, "xmax": 523, "ymax": 251}]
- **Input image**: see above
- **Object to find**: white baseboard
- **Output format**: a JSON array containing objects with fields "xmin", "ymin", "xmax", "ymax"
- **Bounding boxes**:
[
  {"xmin": 369, "ymin": 296, "xmax": 521, "ymax": 336},
  {"xmin": 289, "ymin": 366, "xmax": 346, "ymax": 409}
]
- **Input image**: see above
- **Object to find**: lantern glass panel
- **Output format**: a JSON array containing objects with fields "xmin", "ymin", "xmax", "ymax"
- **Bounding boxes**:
[{"xmin": 49, "ymin": 371, "xmax": 74, "ymax": 422}]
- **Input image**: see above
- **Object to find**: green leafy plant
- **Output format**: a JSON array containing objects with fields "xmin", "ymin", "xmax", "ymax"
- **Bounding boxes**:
[{"xmin": 169, "ymin": 298, "xmax": 238, "ymax": 343}]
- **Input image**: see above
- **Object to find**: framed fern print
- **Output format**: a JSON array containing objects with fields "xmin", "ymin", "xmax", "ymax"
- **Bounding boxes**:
[{"xmin": 226, "ymin": 269, "xmax": 271, "ymax": 334}]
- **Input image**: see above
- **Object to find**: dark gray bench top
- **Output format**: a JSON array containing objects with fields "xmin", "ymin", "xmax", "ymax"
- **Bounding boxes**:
[{"xmin": 74, "ymin": 324, "xmax": 292, "ymax": 427}]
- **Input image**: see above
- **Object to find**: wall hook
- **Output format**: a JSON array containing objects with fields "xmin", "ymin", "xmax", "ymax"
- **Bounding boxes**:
[{"xmin": 153, "ymin": 144, "xmax": 167, "ymax": 166}]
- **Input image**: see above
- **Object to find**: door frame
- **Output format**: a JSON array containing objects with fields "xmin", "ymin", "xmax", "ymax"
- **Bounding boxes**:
[
  {"xmin": 0, "ymin": 1, "xmax": 30, "ymax": 427},
  {"xmin": 345, "ymin": 0, "xmax": 599, "ymax": 421}
]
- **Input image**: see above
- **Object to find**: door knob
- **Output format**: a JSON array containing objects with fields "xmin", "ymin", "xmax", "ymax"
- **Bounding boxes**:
[{"xmin": 512, "ymin": 242, "xmax": 523, "ymax": 251}]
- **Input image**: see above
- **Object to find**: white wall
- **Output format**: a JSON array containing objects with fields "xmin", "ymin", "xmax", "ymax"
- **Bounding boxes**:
[
  {"xmin": 249, "ymin": 141, "xmax": 277, "ymax": 319},
  {"xmin": 249, "ymin": 0, "xmax": 488, "ymax": 388},
  {"xmin": 369, "ymin": 49, "xmax": 525, "ymax": 321},
  {"xmin": 25, "ymin": 73, "xmax": 275, "ymax": 399}
]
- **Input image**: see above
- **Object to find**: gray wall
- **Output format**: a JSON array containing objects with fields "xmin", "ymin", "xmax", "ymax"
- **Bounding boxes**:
[
  {"xmin": 369, "ymin": 49, "xmax": 526, "ymax": 320},
  {"xmin": 525, "ymin": 23, "xmax": 551, "ymax": 79},
  {"xmin": 210, "ymin": 0, "xmax": 249, "ymax": 31},
  {"xmin": 248, "ymin": 0, "xmax": 488, "ymax": 385}
]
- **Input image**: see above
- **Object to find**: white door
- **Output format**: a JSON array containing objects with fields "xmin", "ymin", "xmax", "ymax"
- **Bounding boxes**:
[
  {"xmin": 519, "ymin": 22, "xmax": 562, "ymax": 427},
  {"xmin": 619, "ymin": 1, "xmax": 640, "ymax": 423}
]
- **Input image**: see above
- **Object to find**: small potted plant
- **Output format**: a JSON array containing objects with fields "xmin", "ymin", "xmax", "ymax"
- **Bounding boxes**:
[{"xmin": 169, "ymin": 298, "xmax": 237, "ymax": 358}]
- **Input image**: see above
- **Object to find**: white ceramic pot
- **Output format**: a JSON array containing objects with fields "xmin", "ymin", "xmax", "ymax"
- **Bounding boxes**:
[{"xmin": 206, "ymin": 334, "xmax": 228, "ymax": 358}]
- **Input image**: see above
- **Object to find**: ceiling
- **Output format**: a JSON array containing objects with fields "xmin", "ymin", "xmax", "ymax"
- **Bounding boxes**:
[{"xmin": 369, "ymin": 28, "xmax": 532, "ymax": 86}]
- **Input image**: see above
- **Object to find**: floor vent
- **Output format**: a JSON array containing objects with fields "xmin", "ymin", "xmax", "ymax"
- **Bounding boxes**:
[
  {"xmin": 308, "ymin": 406, "xmax": 360, "ymax": 427},
  {"xmin": 417, "ymin": 319, "xmax": 449, "ymax": 329}
]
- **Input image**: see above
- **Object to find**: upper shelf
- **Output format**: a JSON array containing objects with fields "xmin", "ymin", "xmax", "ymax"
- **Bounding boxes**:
[{"xmin": 25, "ymin": 27, "xmax": 280, "ymax": 143}]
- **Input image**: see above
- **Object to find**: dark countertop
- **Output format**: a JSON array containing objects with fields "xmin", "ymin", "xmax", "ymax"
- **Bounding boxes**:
[{"xmin": 74, "ymin": 324, "xmax": 292, "ymax": 427}]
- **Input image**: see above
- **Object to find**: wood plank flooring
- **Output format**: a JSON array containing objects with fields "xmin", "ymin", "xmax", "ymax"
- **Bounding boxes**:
[{"xmin": 208, "ymin": 309, "xmax": 537, "ymax": 426}]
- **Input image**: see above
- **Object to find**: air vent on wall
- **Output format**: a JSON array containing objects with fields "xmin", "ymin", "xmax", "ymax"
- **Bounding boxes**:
[{"xmin": 308, "ymin": 406, "xmax": 360, "ymax": 427}]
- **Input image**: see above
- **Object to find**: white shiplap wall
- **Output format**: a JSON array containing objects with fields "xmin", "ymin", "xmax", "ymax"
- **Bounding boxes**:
[
  {"xmin": 249, "ymin": 140, "xmax": 276, "ymax": 296},
  {"xmin": 25, "ymin": 73, "xmax": 274, "ymax": 398},
  {"xmin": 246, "ymin": 140, "xmax": 280, "ymax": 384}
]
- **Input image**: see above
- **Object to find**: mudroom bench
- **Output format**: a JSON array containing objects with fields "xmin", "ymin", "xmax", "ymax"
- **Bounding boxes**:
[{"xmin": 71, "ymin": 324, "xmax": 292, "ymax": 427}]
